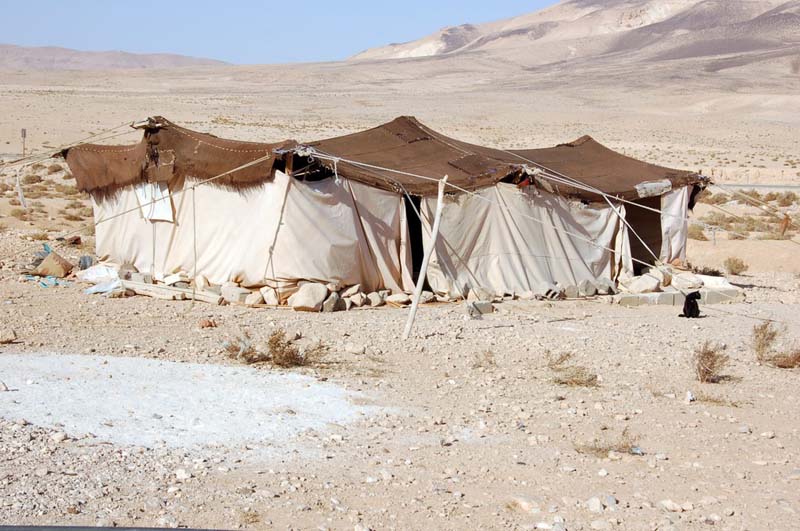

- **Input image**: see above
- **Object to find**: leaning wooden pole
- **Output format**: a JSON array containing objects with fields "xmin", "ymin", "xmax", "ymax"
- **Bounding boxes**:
[{"xmin": 403, "ymin": 175, "xmax": 448, "ymax": 340}]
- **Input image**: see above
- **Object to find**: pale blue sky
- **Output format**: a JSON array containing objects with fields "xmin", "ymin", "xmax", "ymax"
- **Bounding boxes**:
[{"xmin": 2, "ymin": 0, "xmax": 557, "ymax": 63}]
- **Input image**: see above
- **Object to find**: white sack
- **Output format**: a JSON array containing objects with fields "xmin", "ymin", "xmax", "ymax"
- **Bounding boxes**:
[{"xmin": 420, "ymin": 184, "xmax": 622, "ymax": 298}]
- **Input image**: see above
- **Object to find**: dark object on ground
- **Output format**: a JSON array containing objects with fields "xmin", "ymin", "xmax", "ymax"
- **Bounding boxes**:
[{"xmin": 680, "ymin": 291, "xmax": 701, "ymax": 318}]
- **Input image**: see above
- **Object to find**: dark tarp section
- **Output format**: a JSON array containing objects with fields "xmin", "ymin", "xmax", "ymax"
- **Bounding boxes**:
[
  {"xmin": 512, "ymin": 136, "xmax": 699, "ymax": 202},
  {"xmin": 299, "ymin": 116, "xmax": 528, "ymax": 196},
  {"xmin": 63, "ymin": 117, "xmax": 297, "ymax": 194}
]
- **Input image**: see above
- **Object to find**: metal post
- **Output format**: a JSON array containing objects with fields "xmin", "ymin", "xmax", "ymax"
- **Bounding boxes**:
[{"xmin": 403, "ymin": 175, "xmax": 448, "ymax": 340}]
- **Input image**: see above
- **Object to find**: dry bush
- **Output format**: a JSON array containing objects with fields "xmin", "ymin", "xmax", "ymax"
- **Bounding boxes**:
[
  {"xmin": 728, "ymin": 230, "xmax": 747, "ymax": 240},
  {"xmin": 0, "ymin": 222, "xmax": 6, "ymax": 233},
  {"xmin": 575, "ymin": 428, "xmax": 639, "ymax": 458},
  {"xmin": 695, "ymin": 392, "xmax": 740, "ymax": 408},
  {"xmin": 777, "ymin": 192, "xmax": 798, "ymax": 207},
  {"xmin": 9, "ymin": 198, "xmax": 21, "ymax": 206},
  {"xmin": 30, "ymin": 163, "xmax": 45, "ymax": 171},
  {"xmin": 62, "ymin": 172, "xmax": 73, "ymax": 180},
  {"xmin": 9, "ymin": 208, "xmax": 28, "ymax": 220},
  {"xmin": 54, "ymin": 183, "xmax": 78, "ymax": 195},
  {"xmin": 687, "ymin": 224, "xmax": 708, "ymax": 241},
  {"xmin": 696, "ymin": 191, "xmax": 731, "ymax": 205},
  {"xmin": 553, "ymin": 366, "xmax": 599, "ymax": 388},
  {"xmin": 79, "ymin": 207, "xmax": 94, "ymax": 218},
  {"xmin": 472, "ymin": 350, "xmax": 497, "ymax": 369},
  {"xmin": 65, "ymin": 200, "xmax": 84, "ymax": 209},
  {"xmin": 223, "ymin": 330, "xmax": 267, "ymax": 364},
  {"xmin": 546, "ymin": 350, "xmax": 573, "ymax": 371},
  {"xmin": 22, "ymin": 174, "xmax": 42, "ymax": 185},
  {"xmin": 752, "ymin": 322, "xmax": 800, "ymax": 369},
  {"xmin": 0, "ymin": 182, "xmax": 11, "ymax": 193},
  {"xmin": 268, "ymin": 329, "xmax": 328, "ymax": 368},
  {"xmin": 687, "ymin": 262, "xmax": 722, "ymax": 277},
  {"xmin": 693, "ymin": 342, "xmax": 729, "ymax": 383},
  {"xmin": 30, "ymin": 231, "xmax": 49, "ymax": 241},
  {"xmin": 47, "ymin": 164, "xmax": 62, "ymax": 175},
  {"xmin": 723, "ymin": 257, "xmax": 748, "ymax": 275},
  {"xmin": 63, "ymin": 213, "xmax": 83, "ymax": 222}
]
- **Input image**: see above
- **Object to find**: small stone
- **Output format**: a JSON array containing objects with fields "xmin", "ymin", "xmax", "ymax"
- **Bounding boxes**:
[
  {"xmin": 604, "ymin": 495, "xmax": 618, "ymax": 511},
  {"xmin": 174, "ymin": 469, "xmax": 191, "ymax": 481},
  {"xmin": 350, "ymin": 293, "xmax": 367, "ymax": 307},
  {"xmin": 50, "ymin": 432, "xmax": 68, "ymax": 443},
  {"xmin": 322, "ymin": 292, "xmax": 344, "ymax": 313},
  {"xmin": 761, "ymin": 431, "xmax": 776, "ymax": 439},
  {"xmin": 564, "ymin": 285, "xmax": 580, "ymax": 299},
  {"xmin": 386, "ymin": 293, "xmax": 411, "ymax": 305},
  {"xmin": 342, "ymin": 284, "xmax": 361, "ymax": 298},
  {"xmin": 590, "ymin": 520, "xmax": 610, "ymax": 530},
  {"xmin": 245, "ymin": 291, "xmax": 264, "ymax": 306},
  {"xmin": 579, "ymin": 280, "xmax": 598, "ymax": 297},
  {"xmin": 738, "ymin": 426, "xmax": 751, "ymax": 434},
  {"xmin": 508, "ymin": 496, "xmax": 540, "ymax": 514},
  {"xmin": 598, "ymin": 469, "xmax": 609, "ymax": 477},
  {"xmin": 288, "ymin": 283, "xmax": 329, "ymax": 312},
  {"xmin": 586, "ymin": 497, "xmax": 603, "ymax": 513},
  {"xmin": 198, "ymin": 318, "xmax": 217, "ymax": 329},
  {"xmin": 366, "ymin": 292, "xmax": 385, "ymax": 307},
  {"xmin": 0, "ymin": 328, "xmax": 17, "ymax": 344},
  {"xmin": 221, "ymin": 285, "xmax": 251, "ymax": 304},
  {"xmin": 681, "ymin": 502, "xmax": 694, "ymax": 512},
  {"xmin": 660, "ymin": 499, "xmax": 682, "ymax": 512},
  {"xmin": 260, "ymin": 287, "xmax": 280, "ymax": 306},
  {"xmin": 345, "ymin": 343, "xmax": 366, "ymax": 355},
  {"xmin": 34, "ymin": 467, "xmax": 49, "ymax": 477}
]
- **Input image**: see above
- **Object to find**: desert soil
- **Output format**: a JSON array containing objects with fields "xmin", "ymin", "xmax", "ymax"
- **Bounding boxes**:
[{"xmin": 1, "ymin": 44, "xmax": 800, "ymax": 530}]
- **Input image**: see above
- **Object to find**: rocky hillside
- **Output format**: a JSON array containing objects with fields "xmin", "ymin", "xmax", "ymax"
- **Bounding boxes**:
[
  {"xmin": 351, "ymin": 0, "xmax": 800, "ymax": 68},
  {"xmin": 0, "ymin": 44, "xmax": 227, "ymax": 70}
]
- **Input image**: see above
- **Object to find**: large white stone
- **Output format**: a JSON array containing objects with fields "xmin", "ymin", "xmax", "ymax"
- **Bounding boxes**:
[
  {"xmin": 288, "ymin": 283, "xmax": 329, "ymax": 312},
  {"xmin": 221, "ymin": 285, "xmax": 251, "ymax": 304},
  {"xmin": 259, "ymin": 287, "xmax": 280, "ymax": 306}
]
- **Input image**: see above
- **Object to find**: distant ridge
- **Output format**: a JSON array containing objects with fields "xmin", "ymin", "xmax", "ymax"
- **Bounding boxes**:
[{"xmin": 0, "ymin": 44, "xmax": 227, "ymax": 70}]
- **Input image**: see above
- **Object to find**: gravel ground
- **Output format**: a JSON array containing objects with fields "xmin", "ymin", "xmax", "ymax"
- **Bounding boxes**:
[{"xmin": 1, "ymin": 229, "xmax": 800, "ymax": 530}]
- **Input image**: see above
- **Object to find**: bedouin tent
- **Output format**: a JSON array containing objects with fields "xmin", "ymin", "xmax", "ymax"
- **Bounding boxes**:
[{"xmin": 61, "ymin": 116, "xmax": 706, "ymax": 303}]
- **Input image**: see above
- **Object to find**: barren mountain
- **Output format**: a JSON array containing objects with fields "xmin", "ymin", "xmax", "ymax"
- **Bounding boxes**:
[
  {"xmin": 0, "ymin": 44, "xmax": 227, "ymax": 70},
  {"xmin": 351, "ymin": 0, "xmax": 800, "ymax": 69}
]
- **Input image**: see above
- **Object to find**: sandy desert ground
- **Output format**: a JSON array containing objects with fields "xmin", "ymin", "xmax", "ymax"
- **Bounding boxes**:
[{"xmin": 2, "ymin": 2, "xmax": 800, "ymax": 529}]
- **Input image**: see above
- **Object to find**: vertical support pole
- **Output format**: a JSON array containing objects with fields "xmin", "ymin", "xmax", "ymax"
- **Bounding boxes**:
[{"xmin": 403, "ymin": 175, "xmax": 448, "ymax": 340}]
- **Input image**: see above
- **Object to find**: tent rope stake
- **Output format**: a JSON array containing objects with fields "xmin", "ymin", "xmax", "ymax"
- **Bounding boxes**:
[{"xmin": 403, "ymin": 175, "xmax": 448, "ymax": 340}]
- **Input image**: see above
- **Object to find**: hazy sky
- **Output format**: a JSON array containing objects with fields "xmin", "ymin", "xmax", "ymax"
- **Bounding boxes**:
[{"xmin": 2, "ymin": 0, "xmax": 557, "ymax": 64}]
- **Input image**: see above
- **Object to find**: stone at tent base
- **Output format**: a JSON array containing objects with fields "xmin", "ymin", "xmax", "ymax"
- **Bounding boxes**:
[
  {"xmin": 221, "ymin": 285, "xmax": 251, "ymax": 304},
  {"xmin": 245, "ymin": 291, "xmax": 264, "ymax": 306},
  {"xmin": 419, "ymin": 291, "xmax": 436, "ymax": 304},
  {"xmin": 564, "ymin": 285, "xmax": 580, "ymax": 299},
  {"xmin": 386, "ymin": 293, "xmax": 412, "ymax": 305},
  {"xmin": 645, "ymin": 267, "xmax": 672, "ymax": 289},
  {"xmin": 518, "ymin": 291, "xmax": 536, "ymax": 301},
  {"xmin": 672, "ymin": 272, "xmax": 704, "ymax": 291},
  {"xmin": 342, "ymin": 285, "xmax": 361, "ymax": 298},
  {"xmin": 624, "ymin": 275, "xmax": 661, "ymax": 294},
  {"xmin": 289, "ymin": 283, "xmax": 329, "ymax": 312},
  {"xmin": 129, "ymin": 272, "xmax": 153, "ymax": 284},
  {"xmin": 471, "ymin": 300, "xmax": 494, "ymax": 315},
  {"xmin": 259, "ymin": 287, "xmax": 280, "ymax": 306},
  {"xmin": 33, "ymin": 252, "xmax": 73, "ymax": 278},
  {"xmin": 367, "ymin": 292, "xmax": 385, "ymax": 307},
  {"xmin": 118, "ymin": 263, "xmax": 138, "ymax": 280},
  {"xmin": 322, "ymin": 292, "xmax": 345, "ymax": 312},
  {"xmin": 194, "ymin": 274, "xmax": 210, "ymax": 290},
  {"xmin": 595, "ymin": 278, "xmax": 618, "ymax": 295},
  {"xmin": 534, "ymin": 282, "xmax": 563, "ymax": 300},
  {"xmin": 343, "ymin": 297, "xmax": 354, "ymax": 311},
  {"xmin": 579, "ymin": 280, "xmax": 598, "ymax": 297},
  {"xmin": 379, "ymin": 289, "xmax": 392, "ymax": 299},
  {"xmin": 467, "ymin": 287, "xmax": 493, "ymax": 302},
  {"xmin": 350, "ymin": 293, "xmax": 367, "ymax": 308},
  {"xmin": 0, "ymin": 328, "xmax": 17, "ymax": 345}
]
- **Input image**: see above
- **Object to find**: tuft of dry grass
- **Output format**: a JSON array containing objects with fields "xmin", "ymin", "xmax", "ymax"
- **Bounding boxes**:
[
  {"xmin": 29, "ymin": 231, "xmax": 49, "ymax": 241},
  {"xmin": 472, "ymin": 350, "xmax": 497, "ymax": 369},
  {"xmin": 553, "ymin": 366, "xmax": 599, "ymax": 388},
  {"xmin": 695, "ymin": 392, "xmax": 740, "ymax": 408},
  {"xmin": 224, "ymin": 330, "xmax": 268, "ymax": 364},
  {"xmin": 575, "ymin": 428, "xmax": 639, "ymax": 458},
  {"xmin": 268, "ymin": 329, "xmax": 328, "ymax": 368},
  {"xmin": 688, "ymin": 263, "xmax": 723, "ymax": 277},
  {"xmin": 546, "ymin": 351, "xmax": 573, "ymax": 371},
  {"xmin": 47, "ymin": 163, "xmax": 63, "ymax": 175},
  {"xmin": 63, "ymin": 213, "xmax": 83, "ymax": 222},
  {"xmin": 693, "ymin": 342, "xmax": 729, "ymax": 383},
  {"xmin": 9, "ymin": 208, "xmax": 28, "ymax": 220},
  {"xmin": 723, "ymin": 257, "xmax": 748, "ymax": 275},
  {"xmin": 687, "ymin": 224, "xmax": 708, "ymax": 241},
  {"xmin": 22, "ymin": 174, "xmax": 42, "ymax": 185},
  {"xmin": 752, "ymin": 323, "xmax": 800, "ymax": 369}
]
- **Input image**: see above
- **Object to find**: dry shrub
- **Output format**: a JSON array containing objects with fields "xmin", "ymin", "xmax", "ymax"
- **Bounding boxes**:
[
  {"xmin": 723, "ymin": 257, "xmax": 748, "ymax": 275},
  {"xmin": 65, "ymin": 200, "xmax": 84, "ymax": 209},
  {"xmin": 472, "ymin": 350, "xmax": 497, "ymax": 369},
  {"xmin": 9, "ymin": 208, "xmax": 28, "ymax": 220},
  {"xmin": 30, "ymin": 163, "xmax": 45, "ymax": 171},
  {"xmin": 30, "ymin": 231, "xmax": 49, "ymax": 241},
  {"xmin": 553, "ymin": 366, "xmax": 599, "ymax": 388},
  {"xmin": 687, "ymin": 224, "xmax": 708, "ymax": 241},
  {"xmin": 753, "ymin": 322, "xmax": 800, "ymax": 369},
  {"xmin": 0, "ymin": 182, "xmax": 11, "ymax": 193},
  {"xmin": 693, "ymin": 342, "xmax": 729, "ymax": 383},
  {"xmin": 268, "ymin": 329, "xmax": 327, "ymax": 368},
  {"xmin": 47, "ymin": 163, "xmax": 62, "ymax": 175},
  {"xmin": 22, "ymin": 174, "xmax": 42, "ymax": 185},
  {"xmin": 62, "ymin": 172, "xmax": 73, "ymax": 180},
  {"xmin": 695, "ymin": 392, "xmax": 739, "ymax": 408},
  {"xmin": 728, "ymin": 230, "xmax": 747, "ymax": 240},
  {"xmin": 9, "ymin": 198, "xmax": 21, "ymax": 206},
  {"xmin": 689, "ymin": 263, "xmax": 723, "ymax": 277},
  {"xmin": 777, "ymin": 192, "xmax": 798, "ymax": 207},
  {"xmin": 546, "ymin": 351, "xmax": 573, "ymax": 371},
  {"xmin": 63, "ymin": 213, "xmax": 83, "ymax": 222},
  {"xmin": 696, "ymin": 190, "xmax": 730, "ymax": 205},
  {"xmin": 576, "ymin": 427, "xmax": 639, "ymax": 458},
  {"xmin": 223, "ymin": 330, "xmax": 267, "ymax": 364}
]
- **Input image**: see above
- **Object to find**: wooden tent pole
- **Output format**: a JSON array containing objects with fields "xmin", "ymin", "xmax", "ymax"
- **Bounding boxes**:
[{"xmin": 403, "ymin": 175, "xmax": 448, "ymax": 340}]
